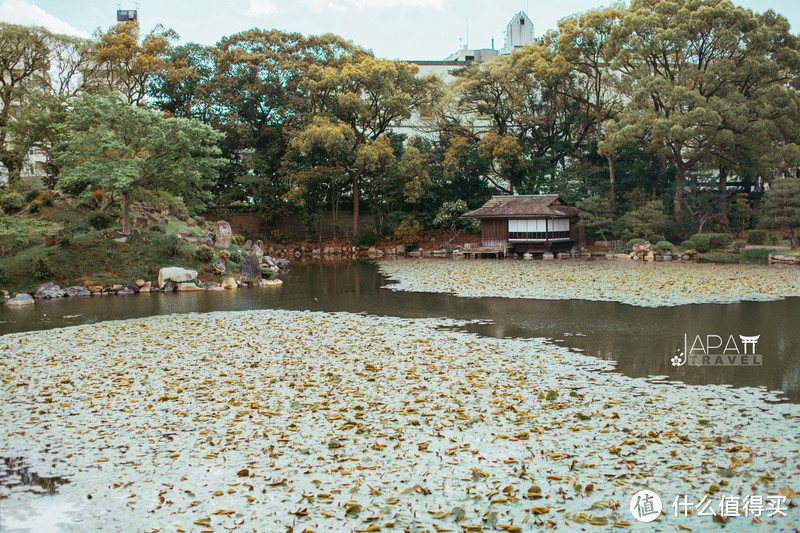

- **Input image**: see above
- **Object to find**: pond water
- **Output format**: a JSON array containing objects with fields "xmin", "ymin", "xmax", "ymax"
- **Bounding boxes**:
[{"xmin": 1, "ymin": 260, "xmax": 798, "ymax": 402}]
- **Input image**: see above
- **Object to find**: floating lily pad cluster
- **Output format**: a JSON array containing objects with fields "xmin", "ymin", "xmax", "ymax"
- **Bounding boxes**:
[
  {"xmin": 0, "ymin": 309, "xmax": 798, "ymax": 531},
  {"xmin": 377, "ymin": 259, "xmax": 800, "ymax": 308}
]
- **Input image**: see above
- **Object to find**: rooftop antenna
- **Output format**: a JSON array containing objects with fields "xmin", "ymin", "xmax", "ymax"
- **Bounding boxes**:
[{"xmin": 466, "ymin": 18, "xmax": 469, "ymax": 49}]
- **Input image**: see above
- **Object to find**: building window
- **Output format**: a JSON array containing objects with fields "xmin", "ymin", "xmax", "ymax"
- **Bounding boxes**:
[{"xmin": 508, "ymin": 218, "xmax": 570, "ymax": 240}]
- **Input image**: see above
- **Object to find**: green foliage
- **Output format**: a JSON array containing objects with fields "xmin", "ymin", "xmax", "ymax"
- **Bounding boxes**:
[
  {"xmin": 648, "ymin": 235, "xmax": 666, "ymax": 246},
  {"xmin": 32, "ymin": 257, "xmax": 53, "ymax": 280},
  {"xmin": 732, "ymin": 240, "xmax": 746, "ymax": 251},
  {"xmin": 433, "ymin": 200, "xmax": 476, "ymax": 232},
  {"xmin": 625, "ymin": 238, "xmax": 646, "ymax": 253},
  {"xmin": 148, "ymin": 224, "xmax": 166, "ymax": 233},
  {"xmin": 653, "ymin": 241, "xmax": 675, "ymax": 254},
  {"xmin": 56, "ymin": 224, "xmax": 76, "ymax": 246},
  {"xmin": 689, "ymin": 234, "xmax": 713, "ymax": 253},
  {"xmin": 232, "ymin": 234, "xmax": 245, "ymax": 246},
  {"xmin": 616, "ymin": 201, "xmax": 670, "ymax": 240},
  {"xmin": 728, "ymin": 193, "xmax": 752, "ymax": 236},
  {"xmin": 747, "ymin": 230, "xmax": 766, "ymax": 244},
  {"xmin": 759, "ymin": 178, "xmax": 800, "ymax": 248},
  {"xmin": 26, "ymin": 199, "xmax": 44, "ymax": 213},
  {"xmin": 34, "ymin": 189, "xmax": 54, "ymax": 207},
  {"xmin": 0, "ymin": 216, "xmax": 54, "ymax": 254},
  {"xmin": 394, "ymin": 217, "xmax": 422, "ymax": 249},
  {"xmin": 87, "ymin": 210, "xmax": 115, "ymax": 230},
  {"xmin": 680, "ymin": 240, "xmax": 696, "ymax": 251},
  {"xmin": 193, "ymin": 244, "xmax": 215, "ymax": 263},
  {"xmin": 353, "ymin": 229, "xmax": 377, "ymax": 247},
  {"xmin": 741, "ymin": 247, "xmax": 776, "ymax": 259},
  {"xmin": 1, "ymin": 193, "xmax": 26, "ymax": 213},
  {"xmin": 228, "ymin": 249, "xmax": 242, "ymax": 263},
  {"xmin": 164, "ymin": 235, "xmax": 183, "ymax": 257},
  {"xmin": 709, "ymin": 233, "xmax": 733, "ymax": 249},
  {"xmin": 697, "ymin": 253, "xmax": 740, "ymax": 264}
]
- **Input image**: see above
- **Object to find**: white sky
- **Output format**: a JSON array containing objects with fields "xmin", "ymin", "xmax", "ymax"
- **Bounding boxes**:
[{"xmin": 0, "ymin": 0, "xmax": 798, "ymax": 60}]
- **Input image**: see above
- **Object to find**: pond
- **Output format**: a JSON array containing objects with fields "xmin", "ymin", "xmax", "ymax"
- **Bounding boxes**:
[{"xmin": 2, "ymin": 260, "xmax": 798, "ymax": 402}]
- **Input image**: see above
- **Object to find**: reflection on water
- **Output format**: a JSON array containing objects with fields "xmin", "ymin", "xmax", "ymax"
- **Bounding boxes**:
[
  {"xmin": 0, "ymin": 457, "xmax": 69, "ymax": 496},
  {"xmin": 1, "ymin": 261, "xmax": 798, "ymax": 401}
]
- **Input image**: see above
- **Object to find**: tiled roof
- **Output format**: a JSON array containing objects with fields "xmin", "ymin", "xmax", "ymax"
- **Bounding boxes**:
[{"xmin": 463, "ymin": 195, "xmax": 581, "ymax": 218}]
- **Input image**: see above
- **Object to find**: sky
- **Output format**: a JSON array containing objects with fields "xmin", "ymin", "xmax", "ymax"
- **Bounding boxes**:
[{"xmin": 0, "ymin": 0, "xmax": 799, "ymax": 60}]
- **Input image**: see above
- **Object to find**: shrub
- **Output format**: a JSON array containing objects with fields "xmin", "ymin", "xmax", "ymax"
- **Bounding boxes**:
[
  {"xmin": 353, "ymin": 228, "xmax": 377, "ymax": 247},
  {"xmin": 747, "ymin": 230, "xmax": 766, "ymax": 244},
  {"xmin": 88, "ymin": 210, "xmax": 115, "ymax": 230},
  {"xmin": 709, "ymin": 233, "xmax": 733, "ymax": 249},
  {"xmin": 22, "ymin": 188, "xmax": 40, "ymax": 204},
  {"xmin": 219, "ymin": 250, "xmax": 230, "ymax": 261},
  {"xmin": 228, "ymin": 249, "xmax": 242, "ymax": 263},
  {"xmin": 732, "ymin": 240, "xmax": 746, "ymax": 251},
  {"xmin": 34, "ymin": 190, "xmax": 54, "ymax": 207},
  {"xmin": 653, "ymin": 241, "xmax": 675, "ymax": 254},
  {"xmin": 0, "ymin": 193, "xmax": 25, "ymax": 213},
  {"xmin": 164, "ymin": 235, "xmax": 183, "ymax": 257},
  {"xmin": 697, "ymin": 253, "xmax": 740, "ymax": 264},
  {"xmin": 27, "ymin": 199, "xmax": 44, "ymax": 213},
  {"xmin": 56, "ymin": 224, "xmax": 75, "ymax": 246},
  {"xmin": 232, "ymin": 234, "xmax": 245, "ymax": 246},
  {"xmin": 648, "ymin": 234, "xmax": 666, "ymax": 246},
  {"xmin": 32, "ymin": 258, "xmax": 53, "ymax": 280},
  {"xmin": 680, "ymin": 240, "xmax": 696, "ymax": 251},
  {"xmin": 394, "ymin": 217, "xmax": 422, "ymax": 248},
  {"xmin": 148, "ymin": 224, "xmax": 166, "ymax": 233},
  {"xmin": 689, "ymin": 233, "xmax": 712, "ymax": 253},
  {"xmin": 193, "ymin": 244, "xmax": 215, "ymax": 263},
  {"xmin": 625, "ymin": 238, "xmax": 646, "ymax": 253},
  {"xmin": 769, "ymin": 233, "xmax": 780, "ymax": 245},
  {"xmin": 741, "ymin": 247, "xmax": 775, "ymax": 259}
]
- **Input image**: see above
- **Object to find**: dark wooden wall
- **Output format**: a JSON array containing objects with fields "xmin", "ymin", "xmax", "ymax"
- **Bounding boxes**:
[{"xmin": 481, "ymin": 219, "xmax": 508, "ymax": 247}]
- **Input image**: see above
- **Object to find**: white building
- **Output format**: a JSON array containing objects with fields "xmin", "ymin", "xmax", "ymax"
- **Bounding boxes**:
[{"xmin": 503, "ymin": 11, "xmax": 534, "ymax": 53}]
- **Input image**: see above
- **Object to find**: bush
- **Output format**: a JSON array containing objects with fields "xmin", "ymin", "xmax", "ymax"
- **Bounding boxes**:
[
  {"xmin": 697, "ymin": 253, "xmax": 740, "ymax": 264},
  {"xmin": 625, "ymin": 238, "xmax": 646, "ymax": 253},
  {"xmin": 27, "ymin": 199, "xmax": 44, "ymax": 213},
  {"xmin": 653, "ymin": 241, "xmax": 675, "ymax": 254},
  {"xmin": 88, "ymin": 210, "xmax": 115, "ymax": 230},
  {"xmin": 232, "ymin": 234, "xmax": 245, "ymax": 246},
  {"xmin": 22, "ymin": 188, "xmax": 40, "ymax": 204},
  {"xmin": 164, "ymin": 235, "xmax": 183, "ymax": 257},
  {"xmin": 680, "ymin": 240, "xmax": 696, "ymax": 251},
  {"xmin": 769, "ymin": 233, "xmax": 780, "ymax": 245},
  {"xmin": 709, "ymin": 233, "xmax": 733, "ymax": 249},
  {"xmin": 228, "ymin": 249, "xmax": 242, "ymax": 263},
  {"xmin": 648, "ymin": 234, "xmax": 666, "ymax": 246},
  {"xmin": 747, "ymin": 230, "xmax": 766, "ymax": 244},
  {"xmin": 353, "ymin": 228, "xmax": 377, "ymax": 247},
  {"xmin": 148, "ymin": 224, "xmax": 166, "ymax": 233},
  {"xmin": 394, "ymin": 217, "xmax": 422, "ymax": 248},
  {"xmin": 732, "ymin": 240, "xmax": 746, "ymax": 251},
  {"xmin": 741, "ymin": 247, "xmax": 776, "ymax": 259},
  {"xmin": 193, "ymin": 244, "xmax": 215, "ymax": 263},
  {"xmin": 34, "ymin": 190, "xmax": 54, "ymax": 207},
  {"xmin": 689, "ymin": 233, "xmax": 712, "ymax": 253},
  {"xmin": 56, "ymin": 224, "xmax": 75, "ymax": 246},
  {"xmin": 32, "ymin": 258, "xmax": 53, "ymax": 280},
  {"xmin": 0, "ymin": 192, "xmax": 25, "ymax": 213}
]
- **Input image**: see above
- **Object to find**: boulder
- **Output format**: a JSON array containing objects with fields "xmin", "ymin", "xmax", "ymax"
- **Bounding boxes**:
[
  {"xmin": 139, "ymin": 282, "xmax": 152, "ymax": 293},
  {"xmin": 179, "ymin": 230, "xmax": 191, "ymax": 238},
  {"xmin": 135, "ymin": 279, "xmax": 146, "ymax": 287},
  {"xmin": 221, "ymin": 278, "xmax": 238, "ymax": 290},
  {"xmin": 645, "ymin": 251, "xmax": 655, "ymax": 262},
  {"xmin": 125, "ymin": 282, "xmax": 141, "ymax": 293},
  {"xmin": 116, "ymin": 288, "xmax": 135, "ymax": 295},
  {"xmin": 132, "ymin": 216, "xmax": 149, "ymax": 228},
  {"xmin": 176, "ymin": 282, "xmax": 204, "ymax": 291},
  {"xmin": 158, "ymin": 267, "xmax": 199, "ymax": 288},
  {"xmin": 113, "ymin": 237, "xmax": 127, "ymax": 243},
  {"xmin": 199, "ymin": 237, "xmax": 214, "ymax": 246},
  {"xmin": 275, "ymin": 258, "xmax": 290, "ymax": 270},
  {"xmin": 244, "ymin": 239, "xmax": 252, "ymax": 249},
  {"xmin": 240, "ymin": 253, "xmax": 262, "ymax": 280},
  {"xmin": 523, "ymin": 253, "xmax": 533, "ymax": 260},
  {"xmin": 214, "ymin": 220, "xmax": 233, "ymax": 249},
  {"xmin": 252, "ymin": 242, "xmax": 263, "ymax": 257},
  {"xmin": 65, "ymin": 286, "xmax": 91, "ymax": 297},
  {"xmin": 6, "ymin": 293, "xmax": 34, "ymax": 307},
  {"xmin": 35, "ymin": 282, "xmax": 66, "ymax": 299},
  {"xmin": 264, "ymin": 279, "xmax": 283, "ymax": 287},
  {"xmin": 163, "ymin": 282, "xmax": 175, "ymax": 292},
  {"xmin": 542, "ymin": 252, "xmax": 554, "ymax": 260},
  {"xmin": 88, "ymin": 285, "xmax": 103, "ymax": 294},
  {"xmin": 632, "ymin": 241, "xmax": 652, "ymax": 254},
  {"xmin": 111, "ymin": 284, "xmax": 125, "ymax": 292}
]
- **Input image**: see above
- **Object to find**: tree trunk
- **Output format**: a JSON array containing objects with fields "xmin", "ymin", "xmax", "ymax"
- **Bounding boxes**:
[
  {"xmin": 671, "ymin": 145, "xmax": 684, "ymax": 220},
  {"xmin": 607, "ymin": 154, "xmax": 616, "ymax": 207},
  {"xmin": 122, "ymin": 192, "xmax": 131, "ymax": 236},
  {"xmin": 352, "ymin": 173, "xmax": 359, "ymax": 236},
  {"xmin": 789, "ymin": 227, "xmax": 798, "ymax": 250}
]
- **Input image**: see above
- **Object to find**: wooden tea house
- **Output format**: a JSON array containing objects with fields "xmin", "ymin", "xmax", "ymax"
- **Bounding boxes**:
[{"xmin": 462, "ymin": 195, "xmax": 585, "ymax": 255}]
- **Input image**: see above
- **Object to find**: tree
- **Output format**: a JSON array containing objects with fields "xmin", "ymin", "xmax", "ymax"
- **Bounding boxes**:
[
  {"xmin": 616, "ymin": 200, "xmax": 671, "ymax": 240},
  {"xmin": 760, "ymin": 178, "xmax": 800, "ymax": 249},
  {"xmin": 299, "ymin": 52, "xmax": 440, "ymax": 233},
  {"xmin": 0, "ymin": 23, "xmax": 49, "ymax": 181},
  {"xmin": 94, "ymin": 21, "xmax": 178, "ymax": 106},
  {"xmin": 55, "ymin": 94, "xmax": 224, "ymax": 235},
  {"xmin": 576, "ymin": 196, "xmax": 615, "ymax": 242}
]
